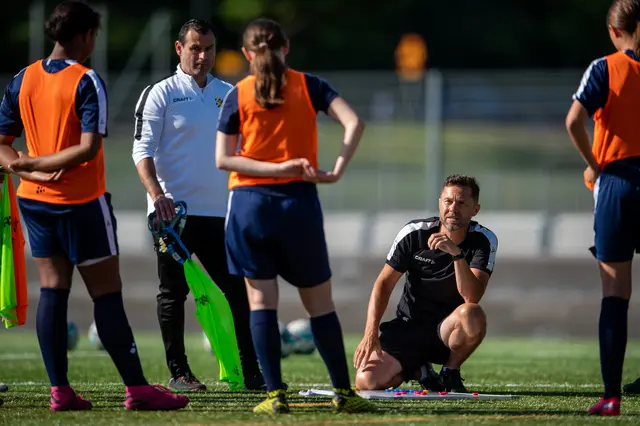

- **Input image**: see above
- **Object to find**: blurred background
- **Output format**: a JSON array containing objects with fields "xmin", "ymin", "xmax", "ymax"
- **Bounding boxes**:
[{"xmin": 3, "ymin": 0, "xmax": 639, "ymax": 337}]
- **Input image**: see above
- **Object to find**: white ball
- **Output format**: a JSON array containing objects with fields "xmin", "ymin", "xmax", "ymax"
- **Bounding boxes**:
[
  {"xmin": 67, "ymin": 322, "xmax": 79, "ymax": 351},
  {"xmin": 287, "ymin": 318, "xmax": 316, "ymax": 355},
  {"xmin": 279, "ymin": 321, "xmax": 295, "ymax": 358},
  {"xmin": 87, "ymin": 322, "xmax": 104, "ymax": 351}
]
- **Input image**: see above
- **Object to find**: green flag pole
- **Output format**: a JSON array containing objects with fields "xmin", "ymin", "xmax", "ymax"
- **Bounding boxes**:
[{"xmin": 0, "ymin": 174, "xmax": 18, "ymax": 328}]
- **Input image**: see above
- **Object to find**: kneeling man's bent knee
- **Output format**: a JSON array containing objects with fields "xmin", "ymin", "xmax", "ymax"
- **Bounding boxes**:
[{"xmin": 355, "ymin": 352, "xmax": 404, "ymax": 390}]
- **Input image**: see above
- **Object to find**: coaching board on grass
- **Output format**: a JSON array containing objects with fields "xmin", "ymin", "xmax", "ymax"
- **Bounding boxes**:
[{"xmin": 299, "ymin": 388, "xmax": 519, "ymax": 400}]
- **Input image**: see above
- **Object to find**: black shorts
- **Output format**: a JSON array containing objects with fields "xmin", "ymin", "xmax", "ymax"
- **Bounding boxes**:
[{"xmin": 379, "ymin": 316, "xmax": 451, "ymax": 381}]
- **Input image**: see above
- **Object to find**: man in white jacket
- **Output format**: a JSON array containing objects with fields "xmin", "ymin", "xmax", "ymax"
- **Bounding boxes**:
[{"xmin": 132, "ymin": 19, "xmax": 263, "ymax": 391}]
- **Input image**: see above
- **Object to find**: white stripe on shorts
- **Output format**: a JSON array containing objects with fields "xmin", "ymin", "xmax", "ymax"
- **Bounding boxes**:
[
  {"xmin": 224, "ymin": 190, "xmax": 234, "ymax": 231},
  {"xmin": 98, "ymin": 195, "xmax": 117, "ymax": 256}
]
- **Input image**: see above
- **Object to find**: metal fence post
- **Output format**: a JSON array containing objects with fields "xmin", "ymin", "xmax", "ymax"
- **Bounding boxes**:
[{"xmin": 424, "ymin": 69, "xmax": 444, "ymax": 212}]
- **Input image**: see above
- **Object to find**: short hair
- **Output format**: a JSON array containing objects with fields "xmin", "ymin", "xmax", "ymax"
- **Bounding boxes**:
[
  {"xmin": 178, "ymin": 19, "xmax": 215, "ymax": 45},
  {"xmin": 442, "ymin": 174, "xmax": 480, "ymax": 202},
  {"xmin": 44, "ymin": 1, "xmax": 101, "ymax": 44}
]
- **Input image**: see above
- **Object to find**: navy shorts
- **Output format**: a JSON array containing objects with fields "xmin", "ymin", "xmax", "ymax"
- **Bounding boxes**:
[
  {"xmin": 592, "ymin": 159, "xmax": 640, "ymax": 262},
  {"xmin": 18, "ymin": 192, "xmax": 119, "ymax": 265},
  {"xmin": 225, "ymin": 184, "xmax": 332, "ymax": 287}
]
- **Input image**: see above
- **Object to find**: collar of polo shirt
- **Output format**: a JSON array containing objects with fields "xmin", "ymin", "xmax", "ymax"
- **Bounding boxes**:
[{"xmin": 176, "ymin": 64, "xmax": 213, "ymax": 90}]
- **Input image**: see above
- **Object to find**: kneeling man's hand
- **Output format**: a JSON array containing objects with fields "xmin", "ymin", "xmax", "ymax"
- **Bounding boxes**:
[
  {"xmin": 354, "ymin": 332, "xmax": 382, "ymax": 369},
  {"xmin": 428, "ymin": 232, "xmax": 462, "ymax": 257}
]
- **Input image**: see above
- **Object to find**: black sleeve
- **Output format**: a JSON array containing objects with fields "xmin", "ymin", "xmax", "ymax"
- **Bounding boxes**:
[
  {"xmin": 385, "ymin": 225, "xmax": 415, "ymax": 273},
  {"xmin": 469, "ymin": 232, "xmax": 498, "ymax": 275},
  {"xmin": 217, "ymin": 86, "xmax": 239, "ymax": 134},
  {"xmin": 304, "ymin": 73, "xmax": 339, "ymax": 114}
]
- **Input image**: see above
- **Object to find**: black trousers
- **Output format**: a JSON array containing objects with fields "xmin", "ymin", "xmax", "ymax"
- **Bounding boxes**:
[{"xmin": 155, "ymin": 215, "xmax": 260, "ymax": 380}]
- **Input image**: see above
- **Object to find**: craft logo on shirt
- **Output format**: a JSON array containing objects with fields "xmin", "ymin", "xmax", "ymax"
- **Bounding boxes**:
[
  {"xmin": 172, "ymin": 97, "xmax": 193, "ymax": 103},
  {"xmin": 414, "ymin": 254, "xmax": 435, "ymax": 264},
  {"xmin": 215, "ymin": 96, "xmax": 223, "ymax": 107}
]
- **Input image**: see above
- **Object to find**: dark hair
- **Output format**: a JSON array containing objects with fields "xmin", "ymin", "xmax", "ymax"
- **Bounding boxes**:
[
  {"xmin": 44, "ymin": 1, "xmax": 101, "ymax": 44},
  {"xmin": 443, "ymin": 174, "xmax": 480, "ymax": 202},
  {"xmin": 242, "ymin": 18, "xmax": 288, "ymax": 109},
  {"xmin": 178, "ymin": 18, "xmax": 215, "ymax": 45}
]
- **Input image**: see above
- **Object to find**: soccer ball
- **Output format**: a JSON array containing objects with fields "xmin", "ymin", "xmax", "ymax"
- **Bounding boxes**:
[
  {"xmin": 286, "ymin": 318, "xmax": 316, "ymax": 355},
  {"xmin": 279, "ymin": 321, "xmax": 295, "ymax": 358},
  {"xmin": 88, "ymin": 321, "xmax": 105, "ymax": 351},
  {"xmin": 67, "ymin": 322, "xmax": 79, "ymax": 351},
  {"xmin": 203, "ymin": 322, "xmax": 296, "ymax": 358}
]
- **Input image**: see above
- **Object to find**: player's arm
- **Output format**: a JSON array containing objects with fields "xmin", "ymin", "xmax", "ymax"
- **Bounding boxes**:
[
  {"xmin": 215, "ymin": 87, "xmax": 308, "ymax": 177},
  {"xmin": 454, "ymin": 232, "xmax": 498, "ymax": 304},
  {"xmin": 453, "ymin": 257, "xmax": 490, "ymax": 304},
  {"xmin": 363, "ymin": 265, "xmax": 403, "ymax": 340},
  {"xmin": 131, "ymin": 85, "xmax": 176, "ymax": 220},
  {"xmin": 354, "ymin": 265, "xmax": 404, "ymax": 369},
  {"xmin": 354, "ymin": 227, "xmax": 411, "ymax": 368},
  {"xmin": 9, "ymin": 71, "xmax": 106, "ymax": 173},
  {"xmin": 13, "ymin": 133, "xmax": 102, "ymax": 172},
  {"xmin": 0, "ymin": 138, "xmax": 63, "ymax": 182},
  {"xmin": 566, "ymin": 101, "xmax": 599, "ymax": 171},
  {"xmin": 216, "ymin": 134, "xmax": 290, "ymax": 176},
  {"xmin": 306, "ymin": 74, "xmax": 365, "ymax": 182},
  {"xmin": 325, "ymin": 97, "xmax": 365, "ymax": 180},
  {"xmin": 0, "ymin": 71, "xmax": 62, "ymax": 182},
  {"xmin": 565, "ymin": 58, "xmax": 608, "ymax": 172}
]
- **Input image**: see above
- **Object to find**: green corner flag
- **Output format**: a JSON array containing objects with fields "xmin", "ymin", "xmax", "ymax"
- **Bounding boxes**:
[
  {"xmin": 0, "ymin": 177, "xmax": 17, "ymax": 327},
  {"xmin": 0, "ymin": 174, "xmax": 28, "ymax": 329},
  {"xmin": 184, "ymin": 257, "xmax": 244, "ymax": 390}
]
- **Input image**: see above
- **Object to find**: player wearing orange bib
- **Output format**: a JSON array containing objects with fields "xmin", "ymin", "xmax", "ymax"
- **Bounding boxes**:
[
  {"xmin": 216, "ymin": 18, "xmax": 375, "ymax": 414},
  {"xmin": 565, "ymin": 0, "xmax": 640, "ymax": 416},
  {"xmin": 0, "ymin": 1, "xmax": 188, "ymax": 412}
]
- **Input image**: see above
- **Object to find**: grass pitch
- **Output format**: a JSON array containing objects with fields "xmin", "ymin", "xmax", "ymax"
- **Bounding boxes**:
[{"xmin": 1, "ymin": 331, "xmax": 640, "ymax": 425}]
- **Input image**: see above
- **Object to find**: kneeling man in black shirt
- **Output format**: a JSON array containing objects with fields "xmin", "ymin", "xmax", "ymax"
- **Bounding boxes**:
[{"xmin": 354, "ymin": 174, "xmax": 498, "ymax": 392}]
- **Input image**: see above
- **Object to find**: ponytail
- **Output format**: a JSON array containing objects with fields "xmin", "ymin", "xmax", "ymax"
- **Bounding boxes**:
[
  {"xmin": 242, "ymin": 18, "xmax": 289, "ymax": 109},
  {"xmin": 251, "ymin": 47, "xmax": 287, "ymax": 109}
]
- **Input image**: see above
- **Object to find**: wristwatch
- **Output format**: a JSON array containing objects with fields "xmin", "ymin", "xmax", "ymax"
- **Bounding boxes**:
[{"xmin": 451, "ymin": 251, "xmax": 465, "ymax": 261}]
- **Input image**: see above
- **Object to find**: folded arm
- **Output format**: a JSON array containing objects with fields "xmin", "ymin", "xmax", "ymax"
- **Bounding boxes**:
[
  {"xmin": 16, "ymin": 132, "xmax": 102, "ymax": 172},
  {"xmin": 215, "ymin": 132, "xmax": 295, "ymax": 176},
  {"xmin": 453, "ymin": 259, "xmax": 490, "ymax": 304},
  {"xmin": 0, "ymin": 135, "xmax": 63, "ymax": 182}
]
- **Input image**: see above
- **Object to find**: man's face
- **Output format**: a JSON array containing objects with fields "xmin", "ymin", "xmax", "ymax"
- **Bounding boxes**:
[
  {"xmin": 438, "ymin": 185, "xmax": 480, "ymax": 231},
  {"xmin": 176, "ymin": 29, "xmax": 215, "ymax": 79}
]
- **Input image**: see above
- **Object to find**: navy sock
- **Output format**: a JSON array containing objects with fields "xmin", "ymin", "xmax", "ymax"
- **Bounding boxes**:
[
  {"xmin": 36, "ymin": 288, "xmax": 70, "ymax": 387},
  {"xmin": 93, "ymin": 292, "xmax": 147, "ymax": 387},
  {"xmin": 250, "ymin": 309, "xmax": 283, "ymax": 391},
  {"xmin": 310, "ymin": 311, "xmax": 351, "ymax": 390},
  {"xmin": 599, "ymin": 296, "xmax": 629, "ymax": 399}
]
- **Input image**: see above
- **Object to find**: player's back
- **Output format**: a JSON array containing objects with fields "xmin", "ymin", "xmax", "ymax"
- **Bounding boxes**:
[
  {"xmin": 231, "ymin": 68, "xmax": 318, "ymax": 189},
  {"xmin": 17, "ymin": 59, "xmax": 106, "ymax": 204},
  {"xmin": 593, "ymin": 50, "xmax": 640, "ymax": 170}
]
